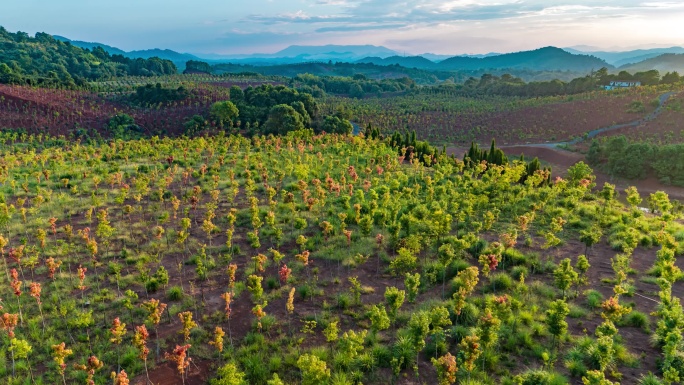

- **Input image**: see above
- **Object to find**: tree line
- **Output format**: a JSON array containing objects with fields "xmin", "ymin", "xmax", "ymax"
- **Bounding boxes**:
[
  {"xmin": 129, "ymin": 83, "xmax": 190, "ymax": 106},
  {"xmin": 290, "ymin": 73, "xmax": 416, "ymax": 98},
  {"xmin": 414, "ymin": 68, "xmax": 682, "ymax": 98},
  {"xmin": 0, "ymin": 27, "xmax": 177, "ymax": 88},
  {"xmin": 594, "ymin": 67, "xmax": 681, "ymax": 86},
  {"xmin": 178, "ymin": 84, "xmax": 354, "ymax": 137},
  {"xmin": 587, "ymin": 135, "xmax": 684, "ymax": 186}
]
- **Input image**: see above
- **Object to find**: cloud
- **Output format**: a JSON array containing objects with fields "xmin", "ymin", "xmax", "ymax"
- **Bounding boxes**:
[
  {"xmin": 225, "ymin": 0, "xmax": 683, "ymax": 53},
  {"xmin": 248, "ymin": 0, "xmax": 684, "ymax": 28},
  {"xmin": 215, "ymin": 30, "xmax": 306, "ymax": 50},
  {"xmin": 314, "ymin": 0, "xmax": 353, "ymax": 4},
  {"xmin": 315, "ymin": 23, "xmax": 407, "ymax": 32},
  {"xmin": 386, "ymin": 34, "xmax": 508, "ymax": 54}
]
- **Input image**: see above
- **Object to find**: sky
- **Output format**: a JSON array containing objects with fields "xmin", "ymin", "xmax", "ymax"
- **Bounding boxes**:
[{"xmin": 2, "ymin": 0, "xmax": 684, "ymax": 55}]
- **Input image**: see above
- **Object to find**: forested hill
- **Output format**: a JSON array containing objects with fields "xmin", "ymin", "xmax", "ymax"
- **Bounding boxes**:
[
  {"xmin": 53, "ymin": 35, "xmax": 203, "ymax": 71},
  {"xmin": 438, "ymin": 47, "xmax": 611, "ymax": 71},
  {"xmin": 359, "ymin": 47, "xmax": 611, "ymax": 72},
  {"xmin": 619, "ymin": 53, "xmax": 684, "ymax": 74},
  {"xmin": 0, "ymin": 27, "xmax": 177, "ymax": 88}
]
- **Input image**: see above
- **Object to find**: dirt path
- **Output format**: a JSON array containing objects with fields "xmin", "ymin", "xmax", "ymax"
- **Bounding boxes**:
[
  {"xmin": 523, "ymin": 91, "xmax": 677, "ymax": 148},
  {"xmin": 446, "ymin": 91, "xmax": 684, "ymax": 200},
  {"xmin": 562, "ymin": 91, "xmax": 676, "ymax": 146}
]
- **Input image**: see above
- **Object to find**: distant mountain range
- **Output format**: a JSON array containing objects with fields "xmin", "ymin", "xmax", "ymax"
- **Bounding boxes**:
[
  {"xmin": 358, "ymin": 47, "xmax": 610, "ymax": 72},
  {"xmin": 50, "ymin": 34, "xmax": 683, "ymax": 75},
  {"xmin": 565, "ymin": 46, "xmax": 684, "ymax": 67},
  {"xmin": 618, "ymin": 54, "xmax": 684, "ymax": 73},
  {"xmin": 53, "ymin": 35, "xmax": 203, "ymax": 69},
  {"xmin": 52, "ymin": 35, "xmax": 509, "ymax": 67}
]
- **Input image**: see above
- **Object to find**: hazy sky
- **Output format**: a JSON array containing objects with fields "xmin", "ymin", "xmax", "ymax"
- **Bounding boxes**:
[{"xmin": 2, "ymin": 0, "xmax": 684, "ymax": 55}]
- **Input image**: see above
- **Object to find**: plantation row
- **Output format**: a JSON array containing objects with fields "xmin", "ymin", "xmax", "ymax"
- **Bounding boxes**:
[
  {"xmin": 0, "ymin": 130, "xmax": 681, "ymax": 384},
  {"xmin": 590, "ymin": 93, "xmax": 684, "ymax": 145},
  {"xmin": 324, "ymin": 87, "xmax": 670, "ymax": 145},
  {"xmin": 0, "ymin": 82, "xmax": 244, "ymax": 138}
]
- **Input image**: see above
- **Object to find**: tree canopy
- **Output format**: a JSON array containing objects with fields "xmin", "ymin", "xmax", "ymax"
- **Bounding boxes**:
[{"xmin": 0, "ymin": 27, "xmax": 177, "ymax": 88}]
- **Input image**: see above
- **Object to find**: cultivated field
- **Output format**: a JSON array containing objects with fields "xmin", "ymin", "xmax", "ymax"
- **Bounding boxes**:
[
  {"xmin": 0, "ymin": 132, "xmax": 682, "ymax": 385},
  {"xmin": 0, "ymin": 75, "xmax": 282, "ymax": 137},
  {"xmin": 591, "ymin": 93, "xmax": 684, "ymax": 144},
  {"xmin": 326, "ymin": 87, "xmax": 669, "ymax": 146}
]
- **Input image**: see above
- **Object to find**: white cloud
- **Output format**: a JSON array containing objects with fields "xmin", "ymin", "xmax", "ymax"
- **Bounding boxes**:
[{"xmin": 7, "ymin": 0, "xmax": 682, "ymax": 55}]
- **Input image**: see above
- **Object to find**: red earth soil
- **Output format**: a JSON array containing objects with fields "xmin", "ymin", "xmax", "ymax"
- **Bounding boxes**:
[
  {"xmin": 0, "ymin": 82, "xmax": 277, "ymax": 137},
  {"xmin": 591, "ymin": 93, "xmax": 684, "ymax": 144},
  {"xmin": 351, "ymin": 90, "xmax": 660, "ymax": 146}
]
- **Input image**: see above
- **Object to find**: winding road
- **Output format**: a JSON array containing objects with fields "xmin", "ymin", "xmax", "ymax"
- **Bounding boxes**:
[
  {"xmin": 446, "ymin": 90, "xmax": 684, "ymax": 200},
  {"xmin": 507, "ymin": 91, "xmax": 677, "ymax": 149}
]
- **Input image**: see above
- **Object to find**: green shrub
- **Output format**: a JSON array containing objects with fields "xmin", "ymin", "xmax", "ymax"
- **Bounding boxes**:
[
  {"xmin": 638, "ymin": 373, "xmax": 664, "ymax": 385},
  {"xmin": 585, "ymin": 290, "xmax": 604, "ymax": 309},
  {"xmin": 449, "ymin": 259, "xmax": 472, "ymax": 275},
  {"xmin": 423, "ymin": 261, "xmax": 445, "ymax": 285},
  {"xmin": 468, "ymin": 238, "xmax": 488, "ymax": 257},
  {"xmin": 564, "ymin": 353, "xmax": 588, "ymax": 377},
  {"xmin": 458, "ymin": 302, "xmax": 480, "ymax": 326},
  {"xmin": 568, "ymin": 303, "xmax": 589, "ymax": 319},
  {"xmin": 336, "ymin": 293, "xmax": 353, "ymax": 309},
  {"xmin": 167, "ymin": 285, "xmax": 183, "ymax": 301},
  {"xmin": 266, "ymin": 277, "xmax": 278, "ymax": 290},
  {"xmin": 137, "ymin": 164, "xmax": 150, "ymax": 174},
  {"xmin": 511, "ymin": 266, "xmax": 528, "ymax": 281},
  {"xmin": 257, "ymin": 314, "xmax": 277, "ymax": 332},
  {"xmin": 529, "ymin": 281, "xmax": 556, "ymax": 299},
  {"xmin": 241, "ymin": 352, "xmax": 270, "ymax": 384},
  {"xmin": 450, "ymin": 325, "xmax": 470, "ymax": 344},
  {"xmin": 502, "ymin": 248, "xmax": 527, "ymax": 266},
  {"xmin": 145, "ymin": 278, "xmax": 160, "ymax": 293},
  {"xmin": 487, "ymin": 272, "xmax": 514, "ymax": 292},
  {"xmin": 619, "ymin": 311, "xmax": 650, "ymax": 331},
  {"xmin": 518, "ymin": 310, "xmax": 534, "ymax": 326},
  {"xmin": 424, "ymin": 333, "xmax": 448, "ymax": 358},
  {"xmin": 514, "ymin": 369, "xmax": 568, "ymax": 385},
  {"xmin": 640, "ymin": 235, "xmax": 653, "ymax": 247},
  {"xmin": 371, "ymin": 345, "xmax": 392, "ymax": 367},
  {"xmin": 210, "ymin": 362, "xmax": 247, "ymax": 385},
  {"xmin": 627, "ymin": 101, "xmax": 646, "ymax": 113},
  {"xmin": 503, "ymin": 329, "xmax": 534, "ymax": 352},
  {"xmin": 298, "ymin": 284, "xmax": 314, "ymax": 300},
  {"xmin": 243, "ymin": 331, "xmax": 266, "ymax": 346}
]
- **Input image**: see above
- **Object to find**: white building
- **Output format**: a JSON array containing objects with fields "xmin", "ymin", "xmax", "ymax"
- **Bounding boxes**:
[{"xmin": 604, "ymin": 81, "xmax": 641, "ymax": 90}]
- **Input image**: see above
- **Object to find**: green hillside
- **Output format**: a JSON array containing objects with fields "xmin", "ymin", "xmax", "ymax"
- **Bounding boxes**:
[
  {"xmin": 620, "ymin": 53, "xmax": 684, "ymax": 74},
  {"xmin": 437, "ymin": 47, "xmax": 611, "ymax": 72},
  {"xmin": 0, "ymin": 27, "xmax": 177, "ymax": 88}
]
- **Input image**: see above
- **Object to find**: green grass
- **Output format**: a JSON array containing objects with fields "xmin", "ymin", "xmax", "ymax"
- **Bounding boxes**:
[
  {"xmin": 618, "ymin": 311, "xmax": 651, "ymax": 332},
  {"xmin": 568, "ymin": 303, "xmax": 589, "ymax": 318},
  {"xmin": 585, "ymin": 289, "xmax": 604, "ymax": 309}
]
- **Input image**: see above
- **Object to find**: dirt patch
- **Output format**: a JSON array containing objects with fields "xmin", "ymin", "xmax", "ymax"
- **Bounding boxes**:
[
  {"xmin": 347, "ymin": 89, "xmax": 663, "ymax": 146},
  {"xmin": 591, "ymin": 92, "xmax": 684, "ymax": 144},
  {"xmin": 141, "ymin": 359, "xmax": 212, "ymax": 385}
]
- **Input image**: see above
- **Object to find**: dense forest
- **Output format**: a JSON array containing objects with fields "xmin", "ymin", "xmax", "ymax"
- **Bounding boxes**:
[
  {"xmin": 129, "ymin": 83, "xmax": 190, "ymax": 106},
  {"xmin": 414, "ymin": 68, "xmax": 681, "ymax": 98},
  {"xmin": 290, "ymin": 73, "xmax": 416, "ymax": 98},
  {"xmin": 360, "ymin": 47, "xmax": 610, "ymax": 72},
  {"xmin": 213, "ymin": 60, "xmax": 616, "ymax": 84},
  {"xmin": 0, "ymin": 27, "xmax": 177, "ymax": 88},
  {"xmin": 218, "ymin": 64, "xmax": 679, "ymax": 99},
  {"xmin": 587, "ymin": 135, "xmax": 684, "ymax": 186}
]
